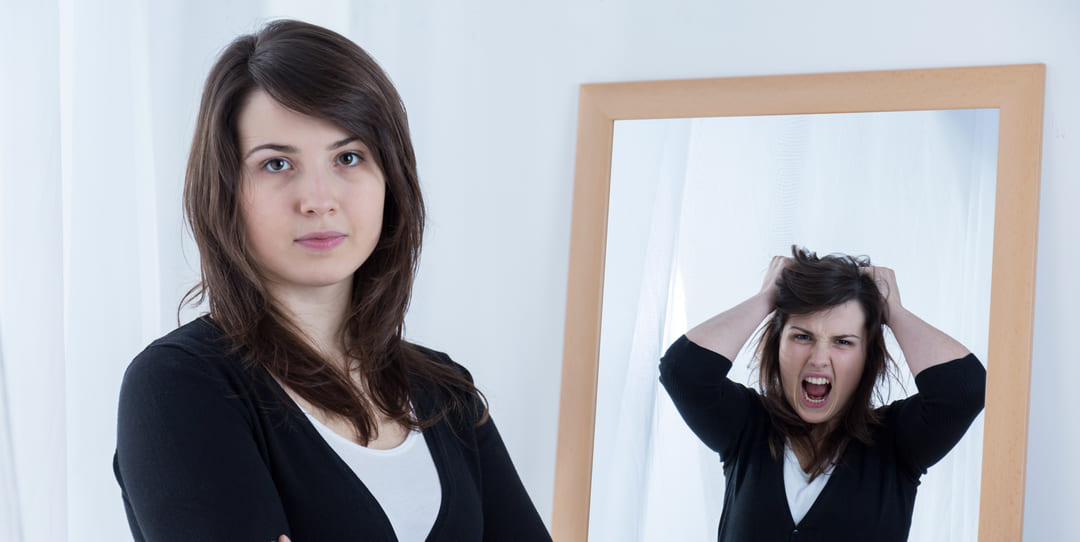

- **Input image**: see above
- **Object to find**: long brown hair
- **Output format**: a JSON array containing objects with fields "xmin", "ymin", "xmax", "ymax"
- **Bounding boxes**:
[
  {"xmin": 756, "ymin": 246, "xmax": 893, "ymax": 478},
  {"xmin": 182, "ymin": 19, "xmax": 485, "ymax": 443}
]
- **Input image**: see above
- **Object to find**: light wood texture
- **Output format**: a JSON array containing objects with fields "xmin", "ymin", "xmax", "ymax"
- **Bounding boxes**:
[{"xmin": 552, "ymin": 65, "xmax": 1045, "ymax": 542}]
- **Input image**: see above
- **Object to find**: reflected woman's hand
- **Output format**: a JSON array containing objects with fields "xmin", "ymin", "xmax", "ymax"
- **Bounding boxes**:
[
  {"xmin": 760, "ymin": 255, "xmax": 793, "ymax": 304},
  {"xmin": 277, "ymin": 536, "xmax": 291, "ymax": 542},
  {"xmin": 684, "ymin": 254, "xmax": 793, "ymax": 358},
  {"xmin": 861, "ymin": 265, "xmax": 902, "ymax": 322}
]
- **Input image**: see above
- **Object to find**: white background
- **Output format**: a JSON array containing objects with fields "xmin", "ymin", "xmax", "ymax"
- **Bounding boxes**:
[{"xmin": 0, "ymin": 1, "xmax": 1077, "ymax": 541}]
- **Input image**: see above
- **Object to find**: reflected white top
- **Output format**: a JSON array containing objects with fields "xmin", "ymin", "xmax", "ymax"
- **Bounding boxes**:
[
  {"xmin": 302, "ymin": 410, "xmax": 441, "ymax": 542},
  {"xmin": 783, "ymin": 443, "xmax": 834, "ymax": 525}
]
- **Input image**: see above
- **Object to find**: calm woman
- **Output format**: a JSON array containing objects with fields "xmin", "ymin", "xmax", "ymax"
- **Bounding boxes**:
[
  {"xmin": 113, "ymin": 20, "xmax": 550, "ymax": 542},
  {"xmin": 660, "ymin": 247, "xmax": 985, "ymax": 541}
]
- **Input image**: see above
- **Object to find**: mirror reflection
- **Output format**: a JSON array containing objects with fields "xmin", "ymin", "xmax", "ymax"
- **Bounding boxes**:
[{"xmin": 590, "ymin": 109, "xmax": 998, "ymax": 541}]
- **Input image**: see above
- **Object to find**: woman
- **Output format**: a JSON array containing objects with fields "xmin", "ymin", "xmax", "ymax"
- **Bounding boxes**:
[
  {"xmin": 660, "ymin": 247, "xmax": 985, "ymax": 541},
  {"xmin": 113, "ymin": 20, "xmax": 550, "ymax": 542}
]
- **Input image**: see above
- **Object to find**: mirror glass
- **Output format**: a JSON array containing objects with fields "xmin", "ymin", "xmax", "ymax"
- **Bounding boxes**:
[{"xmin": 590, "ymin": 109, "xmax": 999, "ymax": 541}]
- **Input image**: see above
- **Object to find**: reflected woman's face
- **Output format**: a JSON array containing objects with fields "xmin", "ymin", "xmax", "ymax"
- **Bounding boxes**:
[{"xmin": 777, "ymin": 300, "xmax": 868, "ymax": 426}]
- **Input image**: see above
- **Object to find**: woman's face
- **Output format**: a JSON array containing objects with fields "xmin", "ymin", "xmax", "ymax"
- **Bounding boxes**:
[
  {"xmin": 778, "ymin": 299, "xmax": 868, "ymax": 426},
  {"xmin": 237, "ymin": 90, "xmax": 385, "ymax": 300}
]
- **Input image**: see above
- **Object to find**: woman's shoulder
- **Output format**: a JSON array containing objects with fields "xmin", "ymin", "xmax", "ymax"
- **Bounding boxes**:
[
  {"xmin": 400, "ymin": 341, "xmax": 487, "ymax": 426},
  {"xmin": 121, "ymin": 316, "xmax": 249, "ymax": 398},
  {"xmin": 875, "ymin": 354, "xmax": 987, "ymax": 414},
  {"xmin": 404, "ymin": 341, "xmax": 474, "ymax": 382},
  {"xmin": 144, "ymin": 315, "xmax": 228, "ymax": 352}
]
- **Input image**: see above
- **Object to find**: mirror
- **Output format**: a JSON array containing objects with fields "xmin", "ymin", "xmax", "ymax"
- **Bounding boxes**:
[
  {"xmin": 593, "ymin": 109, "xmax": 997, "ymax": 541},
  {"xmin": 552, "ymin": 66, "xmax": 1044, "ymax": 542}
]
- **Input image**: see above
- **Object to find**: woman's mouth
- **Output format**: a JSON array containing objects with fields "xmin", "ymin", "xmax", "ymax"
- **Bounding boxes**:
[
  {"xmin": 801, "ymin": 376, "xmax": 832, "ymax": 408},
  {"xmin": 296, "ymin": 231, "xmax": 346, "ymax": 250}
]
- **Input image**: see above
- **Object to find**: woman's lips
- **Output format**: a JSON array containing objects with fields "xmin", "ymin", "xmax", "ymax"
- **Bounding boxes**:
[
  {"xmin": 800, "ymin": 389, "xmax": 829, "ymax": 409},
  {"xmin": 800, "ymin": 375, "xmax": 831, "ymax": 409},
  {"xmin": 295, "ymin": 231, "xmax": 346, "ymax": 250}
]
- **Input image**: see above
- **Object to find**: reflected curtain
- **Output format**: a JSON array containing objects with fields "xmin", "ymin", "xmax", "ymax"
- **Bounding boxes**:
[
  {"xmin": 0, "ymin": 326, "xmax": 21, "ymax": 540},
  {"xmin": 591, "ymin": 110, "xmax": 997, "ymax": 541}
]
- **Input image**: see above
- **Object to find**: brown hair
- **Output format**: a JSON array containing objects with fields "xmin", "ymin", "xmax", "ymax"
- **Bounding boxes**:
[
  {"xmin": 756, "ymin": 246, "xmax": 893, "ymax": 479},
  {"xmin": 182, "ymin": 19, "xmax": 485, "ymax": 443}
]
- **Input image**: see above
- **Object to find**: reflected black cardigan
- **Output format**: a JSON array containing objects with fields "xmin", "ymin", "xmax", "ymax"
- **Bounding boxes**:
[
  {"xmin": 659, "ymin": 335, "xmax": 985, "ymax": 542},
  {"xmin": 114, "ymin": 317, "xmax": 550, "ymax": 542}
]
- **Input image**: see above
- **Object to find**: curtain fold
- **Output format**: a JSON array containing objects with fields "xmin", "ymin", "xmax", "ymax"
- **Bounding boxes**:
[
  {"xmin": 0, "ymin": 327, "xmax": 23, "ymax": 541},
  {"xmin": 0, "ymin": 3, "xmax": 68, "ymax": 542},
  {"xmin": 591, "ymin": 118, "xmax": 693, "ymax": 541}
]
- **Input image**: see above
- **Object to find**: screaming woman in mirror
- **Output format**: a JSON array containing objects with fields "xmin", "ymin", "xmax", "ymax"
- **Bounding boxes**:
[
  {"xmin": 660, "ymin": 247, "xmax": 985, "ymax": 541},
  {"xmin": 112, "ymin": 20, "xmax": 550, "ymax": 542}
]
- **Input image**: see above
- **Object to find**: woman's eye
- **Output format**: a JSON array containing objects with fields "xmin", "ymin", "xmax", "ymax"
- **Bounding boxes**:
[
  {"xmin": 262, "ymin": 158, "xmax": 292, "ymax": 172},
  {"xmin": 793, "ymin": 334, "xmax": 811, "ymax": 341},
  {"xmin": 337, "ymin": 151, "xmax": 363, "ymax": 166},
  {"xmin": 836, "ymin": 339, "xmax": 852, "ymax": 346}
]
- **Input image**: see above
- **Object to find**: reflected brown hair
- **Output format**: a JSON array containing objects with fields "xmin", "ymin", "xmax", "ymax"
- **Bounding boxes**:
[
  {"xmin": 182, "ymin": 19, "xmax": 485, "ymax": 443},
  {"xmin": 756, "ymin": 246, "xmax": 893, "ymax": 479}
]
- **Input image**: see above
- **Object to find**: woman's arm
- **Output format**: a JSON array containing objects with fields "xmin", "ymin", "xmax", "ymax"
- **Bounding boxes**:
[
  {"xmin": 659, "ymin": 256, "xmax": 789, "ymax": 459},
  {"xmin": 420, "ymin": 348, "xmax": 551, "ymax": 541},
  {"xmin": 686, "ymin": 256, "xmax": 789, "ymax": 358},
  {"xmin": 891, "ymin": 354, "xmax": 986, "ymax": 473},
  {"xmin": 115, "ymin": 345, "xmax": 291, "ymax": 542},
  {"xmin": 865, "ymin": 267, "xmax": 985, "ymax": 472},
  {"xmin": 864, "ymin": 266, "xmax": 971, "ymax": 377},
  {"xmin": 475, "ymin": 416, "xmax": 552, "ymax": 542}
]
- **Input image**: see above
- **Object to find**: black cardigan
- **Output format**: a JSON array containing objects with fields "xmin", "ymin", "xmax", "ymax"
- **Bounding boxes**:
[
  {"xmin": 659, "ymin": 335, "xmax": 985, "ymax": 542},
  {"xmin": 114, "ymin": 317, "xmax": 551, "ymax": 541}
]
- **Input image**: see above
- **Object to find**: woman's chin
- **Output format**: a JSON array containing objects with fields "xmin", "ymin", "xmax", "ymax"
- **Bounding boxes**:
[
  {"xmin": 797, "ymin": 391, "xmax": 829, "ymax": 412},
  {"xmin": 793, "ymin": 393, "xmax": 836, "ymax": 425},
  {"xmin": 262, "ymin": 275, "xmax": 358, "ymax": 299}
]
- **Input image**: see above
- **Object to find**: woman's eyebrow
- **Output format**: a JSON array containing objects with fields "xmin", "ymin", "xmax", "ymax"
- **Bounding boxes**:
[
  {"xmin": 245, "ymin": 143, "xmax": 295, "ymax": 159},
  {"xmin": 244, "ymin": 137, "xmax": 361, "ymax": 159},
  {"xmin": 328, "ymin": 136, "xmax": 361, "ymax": 150},
  {"xmin": 789, "ymin": 326, "xmax": 860, "ymax": 340},
  {"xmin": 832, "ymin": 333, "xmax": 861, "ymax": 340}
]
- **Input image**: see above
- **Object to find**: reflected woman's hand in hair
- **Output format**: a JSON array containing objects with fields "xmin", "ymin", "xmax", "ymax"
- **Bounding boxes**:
[
  {"xmin": 760, "ymin": 255, "xmax": 793, "ymax": 304},
  {"xmin": 861, "ymin": 265, "xmax": 971, "ymax": 375},
  {"xmin": 278, "ymin": 535, "xmax": 291, "ymax": 542},
  {"xmin": 861, "ymin": 266, "xmax": 902, "ymax": 322},
  {"xmin": 686, "ymin": 254, "xmax": 791, "ymax": 359}
]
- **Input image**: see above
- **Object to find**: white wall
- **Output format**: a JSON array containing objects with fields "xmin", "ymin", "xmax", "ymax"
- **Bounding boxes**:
[{"xmin": 4, "ymin": 1, "xmax": 1076, "ymax": 540}]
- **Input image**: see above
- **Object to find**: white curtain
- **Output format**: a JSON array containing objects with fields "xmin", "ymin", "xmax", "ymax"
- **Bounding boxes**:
[
  {"xmin": 0, "ymin": 326, "xmax": 21, "ymax": 541},
  {"xmin": 591, "ymin": 109, "xmax": 998, "ymax": 541},
  {"xmin": 1, "ymin": 3, "xmax": 67, "ymax": 541},
  {"xmin": 591, "ymin": 119, "xmax": 694, "ymax": 540}
]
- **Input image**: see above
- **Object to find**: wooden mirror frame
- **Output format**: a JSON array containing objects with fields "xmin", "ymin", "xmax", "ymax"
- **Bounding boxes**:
[{"xmin": 552, "ymin": 65, "xmax": 1045, "ymax": 542}]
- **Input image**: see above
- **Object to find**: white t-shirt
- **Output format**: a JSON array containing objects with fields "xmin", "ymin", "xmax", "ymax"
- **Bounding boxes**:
[
  {"xmin": 783, "ymin": 443, "xmax": 835, "ymax": 525},
  {"xmin": 302, "ymin": 410, "xmax": 442, "ymax": 542}
]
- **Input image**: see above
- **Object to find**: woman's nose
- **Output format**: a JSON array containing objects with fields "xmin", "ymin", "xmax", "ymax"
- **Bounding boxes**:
[
  {"xmin": 298, "ymin": 166, "xmax": 337, "ymax": 215},
  {"xmin": 807, "ymin": 342, "xmax": 830, "ymax": 367}
]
